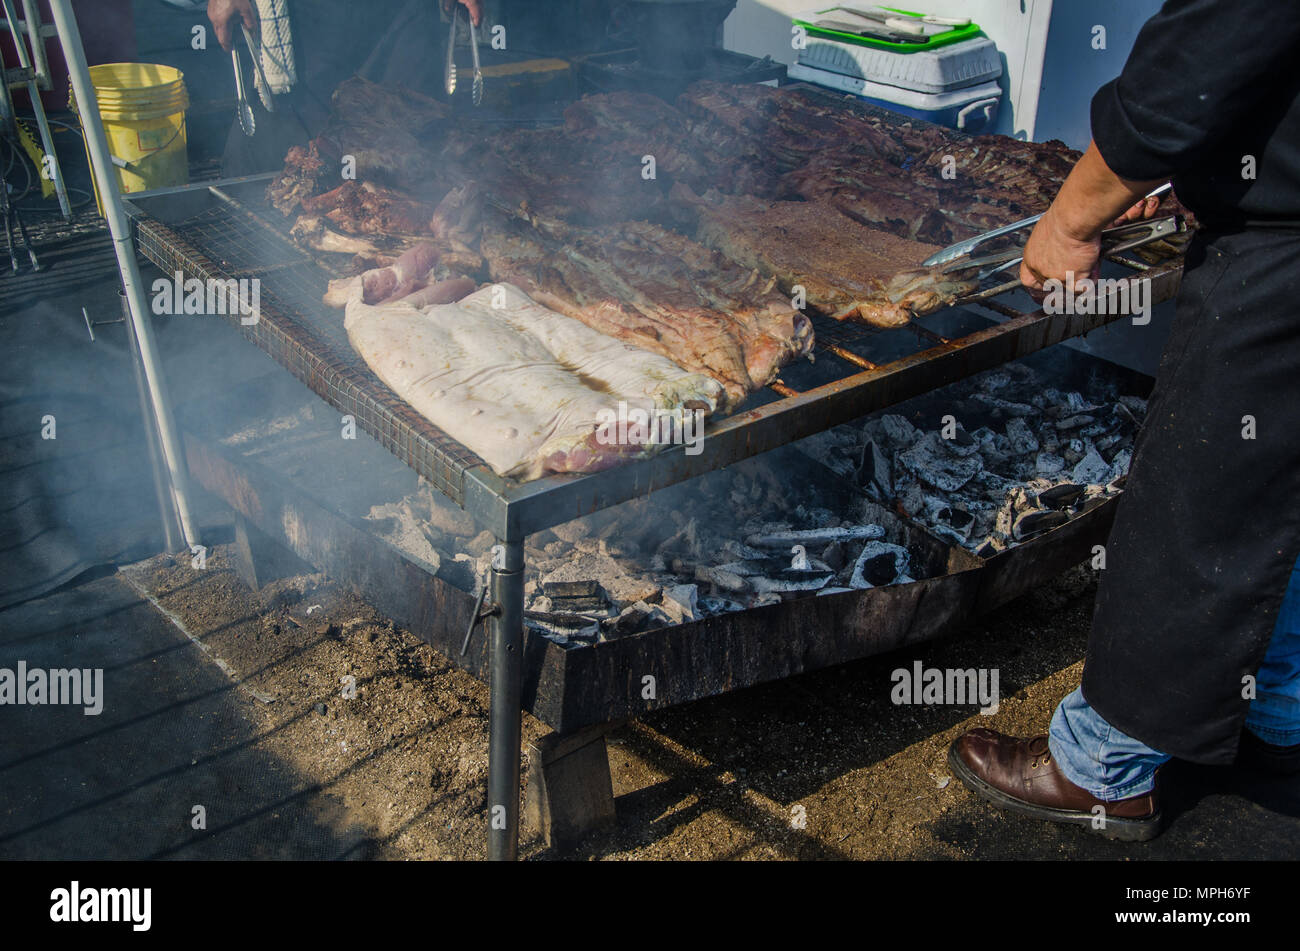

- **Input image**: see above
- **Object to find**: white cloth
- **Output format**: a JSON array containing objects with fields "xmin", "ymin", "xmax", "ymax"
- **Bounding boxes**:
[{"xmin": 253, "ymin": 0, "xmax": 297, "ymax": 107}]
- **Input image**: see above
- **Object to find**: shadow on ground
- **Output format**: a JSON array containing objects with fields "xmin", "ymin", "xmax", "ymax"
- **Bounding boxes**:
[{"xmin": 0, "ymin": 571, "xmax": 374, "ymax": 859}]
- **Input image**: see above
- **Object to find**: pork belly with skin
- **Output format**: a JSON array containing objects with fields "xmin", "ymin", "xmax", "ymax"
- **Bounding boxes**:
[
  {"xmin": 323, "ymin": 243, "xmax": 474, "ymax": 308},
  {"xmin": 344, "ymin": 277, "xmax": 726, "ymax": 479}
]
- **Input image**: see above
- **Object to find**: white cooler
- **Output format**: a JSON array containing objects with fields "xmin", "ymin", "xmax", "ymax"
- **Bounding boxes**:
[{"xmin": 791, "ymin": 30, "xmax": 1004, "ymax": 133}]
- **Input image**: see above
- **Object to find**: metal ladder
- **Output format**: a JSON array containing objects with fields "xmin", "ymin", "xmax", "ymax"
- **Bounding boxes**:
[{"xmin": 1, "ymin": 0, "xmax": 71, "ymax": 218}]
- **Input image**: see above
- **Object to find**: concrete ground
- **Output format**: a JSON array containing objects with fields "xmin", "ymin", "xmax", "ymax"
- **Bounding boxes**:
[{"xmin": 0, "ymin": 569, "xmax": 372, "ymax": 859}]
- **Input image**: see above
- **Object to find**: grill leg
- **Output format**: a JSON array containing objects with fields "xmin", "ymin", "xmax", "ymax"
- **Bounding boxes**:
[
  {"xmin": 486, "ymin": 537, "xmax": 524, "ymax": 860},
  {"xmin": 231, "ymin": 512, "xmax": 312, "ymax": 591},
  {"xmin": 524, "ymin": 723, "xmax": 618, "ymax": 851}
]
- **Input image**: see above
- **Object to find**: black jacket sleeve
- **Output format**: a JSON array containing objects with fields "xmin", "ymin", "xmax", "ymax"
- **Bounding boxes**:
[{"xmin": 1091, "ymin": 0, "xmax": 1300, "ymax": 180}]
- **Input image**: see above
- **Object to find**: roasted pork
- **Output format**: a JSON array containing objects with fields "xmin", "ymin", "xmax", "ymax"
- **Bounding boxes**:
[
  {"xmin": 480, "ymin": 216, "xmax": 813, "ymax": 410},
  {"xmin": 342, "ymin": 260, "xmax": 727, "ymax": 479}
]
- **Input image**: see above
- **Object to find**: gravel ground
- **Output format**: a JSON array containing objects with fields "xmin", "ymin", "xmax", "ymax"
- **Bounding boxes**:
[{"xmin": 116, "ymin": 546, "xmax": 1300, "ymax": 860}]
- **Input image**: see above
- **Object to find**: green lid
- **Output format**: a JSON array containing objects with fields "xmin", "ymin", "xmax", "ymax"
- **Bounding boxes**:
[{"xmin": 793, "ymin": 7, "xmax": 982, "ymax": 52}]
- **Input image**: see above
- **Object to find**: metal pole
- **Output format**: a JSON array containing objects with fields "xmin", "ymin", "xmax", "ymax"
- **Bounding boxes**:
[
  {"xmin": 46, "ymin": 0, "xmax": 202, "ymax": 549},
  {"xmin": 18, "ymin": 0, "xmax": 50, "ymax": 89},
  {"xmin": 0, "ymin": 41, "xmax": 13, "ymax": 130},
  {"xmin": 121, "ymin": 290, "xmax": 183, "ymax": 554},
  {"xmin": 1, "ymin": 0, "xmax": 70, "ymax": 217},
  {"xmin": 486, "ymin": 538, "xmax": 524, "ymax": 860}
]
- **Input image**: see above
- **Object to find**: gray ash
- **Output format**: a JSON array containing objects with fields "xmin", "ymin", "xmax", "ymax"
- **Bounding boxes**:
[
  {"xmin": 797, "ymin": 359, "xmax": 1144, "ymax": 557},
  {"xmin": 364, "ymin": 358, "xmax": 1146, "ymax": 647},
  {"xmin": 366, "ymin": 446, "xmax": 924, "ymax": 647}
]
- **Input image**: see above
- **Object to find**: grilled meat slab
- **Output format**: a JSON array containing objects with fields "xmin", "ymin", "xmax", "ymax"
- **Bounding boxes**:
[
  {"xmin": 480, "ymin": 216, "xmax": 813, "ymax": 410},
  {"xmin": 675, "ymin": 80, "xmax": 908, "ymax": 181},
  {"xmin": 268, "ymin": 79, "xmax": 1170, "ymax": 437},
  {"xmin": 794, "ymin": 150, "xmax": 1066, "ymax": 244},
  {"xmin": 671, "ymin": 184, "xmax": 977, "ymax": 327},
  {"xmin": 268, "ymin": 78, "xmax": 452, "ymax": 217},
  {"xmin": 300, "ymin": 180, "xmax": 436, "ymax": 235},
  {"xmin": 674, "ymin": 82, "xmax": 1083, "ymax": 243}
]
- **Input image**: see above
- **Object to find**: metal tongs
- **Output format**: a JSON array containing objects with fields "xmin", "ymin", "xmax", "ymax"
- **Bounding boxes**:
[
  {"xmin": 231, "ymin": 40, "xmax": 255, "ymax": 136},
  {"xmin": 923, "ymin": 182, "xmax": 1174, "ymax": 268},
  {"xmin": 469, "ymin": 13, "xmax": 483, "ymax": 106},
  {"xmin": 444, "ymin": 6, "xmax": 457, "ymax": 95},
  {"xmin": 231, "ymin": 24, "xmax": 277, "ymax": 136},
  {"xmin": 945, "ymin": 214, "xmax": 1185, "ymax": 283},
  {"xmin": 443, "ymin": 6, "xmax": 483, "ymax": 105},
  {"xmin": 241, "ymin": 24, "xmax": 276, "ymax": 113}
]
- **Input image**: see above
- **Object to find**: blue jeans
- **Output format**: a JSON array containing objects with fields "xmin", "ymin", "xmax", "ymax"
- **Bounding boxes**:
[{"xmin": 1049, "ymin": 554, "xmax": 1300, "ymax": 800}]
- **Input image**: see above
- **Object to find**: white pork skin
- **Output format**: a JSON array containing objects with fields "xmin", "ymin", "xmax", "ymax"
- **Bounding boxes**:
[{"xmin": 344, "ymin": 276, "xmax": 725, "ymax": 480}]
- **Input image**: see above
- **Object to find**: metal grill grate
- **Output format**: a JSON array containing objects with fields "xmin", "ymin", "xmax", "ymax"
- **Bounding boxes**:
[
  {"xmin": 128, "ymin": 179, "xmax": 1183, "ymax": 519},
  {"xmin": 133, "ymin": 191, "xmax": 486, "ymax": 505}
]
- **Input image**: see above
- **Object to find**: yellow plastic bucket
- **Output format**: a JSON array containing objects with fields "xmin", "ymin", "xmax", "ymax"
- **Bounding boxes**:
[{"xmin": 70, "ymin": 63, "xmax": 190, "ymax": 216}]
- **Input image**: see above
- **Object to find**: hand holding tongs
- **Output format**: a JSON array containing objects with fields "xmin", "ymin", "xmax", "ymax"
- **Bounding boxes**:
[
  {"xmin": 443, "ymin": 6, "xmax": 483, "ymax": 105},
  {"xmin": 947, "ymin": 214, "xmax": 1185, "ymax": 283},
  {"xmin": 923, "ymin": 182, "xmax": 1174, "ymax": 268}
]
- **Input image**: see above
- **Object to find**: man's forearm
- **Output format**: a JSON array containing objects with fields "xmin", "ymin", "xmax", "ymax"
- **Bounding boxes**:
[
  {"xmin": 1019, "ymin": 142, "xmax": 1165, "ymax": 290},
  {"xmin": 1049, "ymin": 142, "xmax": 1164, "ymax": 241}
]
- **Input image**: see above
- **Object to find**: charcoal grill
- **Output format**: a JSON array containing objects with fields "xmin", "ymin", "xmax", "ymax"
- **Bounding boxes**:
[
  {"xmin": 127, "ymin": 175, "xmax": 1181, "ymax": 534},
  {"xmin": 122, "ymin": 110, "xmax": 1183, "ymax": 858}
]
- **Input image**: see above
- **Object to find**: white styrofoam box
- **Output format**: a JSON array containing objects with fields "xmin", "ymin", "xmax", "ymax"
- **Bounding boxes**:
[
  {"xmin": 788, "ymin": 62, "xmax": 1002, "ymax": 132},
  {"xmin": 797, "ymin": 34, "xmax": 1003, "ymax": 94}
]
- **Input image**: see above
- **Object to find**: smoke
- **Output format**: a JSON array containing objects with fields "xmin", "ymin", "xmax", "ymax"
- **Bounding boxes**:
[{"xmin": 0, "ymin": 230, "xmax": 289, "ymax": 609}]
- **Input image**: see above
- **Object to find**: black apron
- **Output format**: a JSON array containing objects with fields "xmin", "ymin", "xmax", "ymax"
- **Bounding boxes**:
[{"xmin": 1081, "ymin": 227, "xmax": 1300, "ymax": 764}]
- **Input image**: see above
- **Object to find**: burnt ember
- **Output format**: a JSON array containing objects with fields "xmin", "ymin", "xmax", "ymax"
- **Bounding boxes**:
[{"xmin": 516, "ymin": 454, "xmax": 926, "ymax": 644}]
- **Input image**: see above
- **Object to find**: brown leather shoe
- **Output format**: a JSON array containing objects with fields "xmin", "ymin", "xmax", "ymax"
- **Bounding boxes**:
[{"xmin": 948, "ymin": 728, "xmax": 1162, "ymax": 842}]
